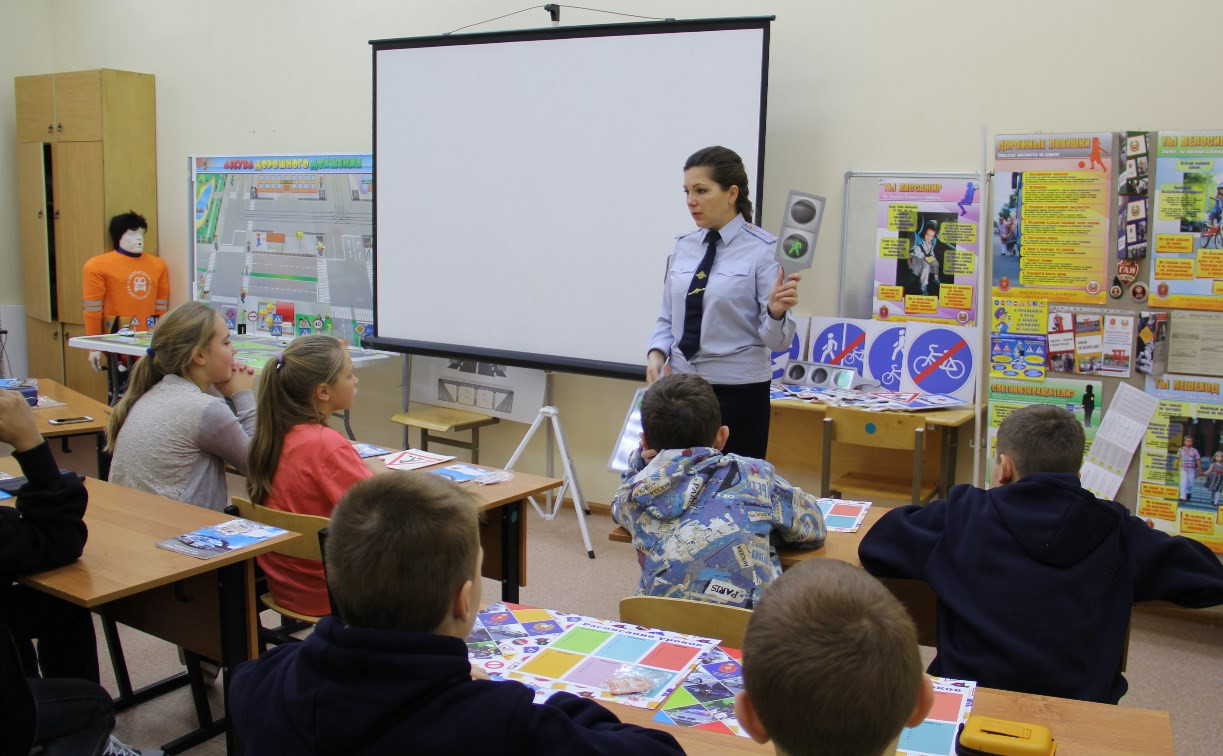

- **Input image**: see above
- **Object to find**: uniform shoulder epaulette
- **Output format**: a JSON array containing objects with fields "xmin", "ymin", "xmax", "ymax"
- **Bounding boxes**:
[
  {"xmin": 743, "ymin": 223, "xmax": 777, "ymax": 243},
  {"xmin": 675, "ymin": 229, "xmax": 704, "ymax": 240}
]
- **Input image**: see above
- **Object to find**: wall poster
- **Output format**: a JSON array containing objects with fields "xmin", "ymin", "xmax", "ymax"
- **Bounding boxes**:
[
  {"xmin": 1149, "ymin": 130, "xmax": 1223, "ymax": 310},
  {"xmin": 872, "ymin": 177, "xmax": 981, "ymax": 326},
  {"xmin": 991, "ymin": 133, "xmax": 1114, "ymax": 305}
]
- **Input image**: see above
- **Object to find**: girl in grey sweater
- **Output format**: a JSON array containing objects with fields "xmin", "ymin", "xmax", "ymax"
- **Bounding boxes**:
[{"xmin": 107, "ymin": 302, "xmax": 257, "ymax": 511}]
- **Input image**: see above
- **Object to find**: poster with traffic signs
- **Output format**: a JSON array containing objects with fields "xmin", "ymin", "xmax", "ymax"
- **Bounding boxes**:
[
  {"xmin": 900, "ymin": 323, "xmax": 978, "ymax": 401},
  {"xmin": 1149, "ymin": 131, "xmax": 1223, "ymax": 311},
  {"xmin": 991, "ymin": 133, "xmax": 1113, "ymax": 305},
  {"xmin": 770, "ymin": 319, "xmax": 809, "ymax": 381},
  {"xmin": 872, "ymin": 177, "xmax": 981, "ymax": 327}
]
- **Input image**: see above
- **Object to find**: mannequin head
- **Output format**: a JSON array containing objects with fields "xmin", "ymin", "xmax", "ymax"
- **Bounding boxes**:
[{"xmin": 109, "ymin": 211, "xmax": 148, "ymax": 253}]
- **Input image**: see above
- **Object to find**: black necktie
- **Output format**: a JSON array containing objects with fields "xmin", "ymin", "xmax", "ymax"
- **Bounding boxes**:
[{"xmin": 678, "ymin": 230, "xmax": 719, "ymax": 360}]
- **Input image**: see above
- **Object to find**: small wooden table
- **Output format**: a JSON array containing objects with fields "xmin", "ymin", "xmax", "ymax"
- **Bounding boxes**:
[
  {"xmin": 391, "ymin": 401, "xmax": 500, "ymax": 463},
  {"xmin": 1, "ymin": 457, "xmax": 299, "ymax": 753},
  {"xmin": 770, "ymin": 398, "xmax": 976, "ymax": 499},
  {"xmin": 607, "ymin": 686, "xmax": 1175, "ymax": 755},
  {"xmin": 27, "ymin": 378, "xmax": 113, "ymax": 478}
]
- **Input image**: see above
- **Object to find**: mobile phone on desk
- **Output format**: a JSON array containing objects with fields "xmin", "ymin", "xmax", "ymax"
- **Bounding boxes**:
[{"xmin": 48, "ymin": 416, "xmax": 93, "ymax": 425}]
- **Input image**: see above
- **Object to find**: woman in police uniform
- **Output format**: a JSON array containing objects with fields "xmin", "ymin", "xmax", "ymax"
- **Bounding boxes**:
[{"xmin": 645, "ymin": 146, "xmax": 800, "ymax": 459}]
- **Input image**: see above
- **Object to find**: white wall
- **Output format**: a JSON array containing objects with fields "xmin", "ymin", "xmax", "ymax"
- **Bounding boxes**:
[{"xmin": 4, "ymin": 0, "xmax": 1223, "ymax": 505}]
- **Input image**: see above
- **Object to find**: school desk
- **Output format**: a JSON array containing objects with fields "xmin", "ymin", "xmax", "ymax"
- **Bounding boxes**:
[
  {"xmin": 25, "ymin": 378, "xmax": 113, "ymax": 478},
  {"xmin": 769, "ymin": 398, "xmax": 976, "ymax": 500},
  {"xmin": 0, "ymin": 457, "xmax": 300, "ymax": 754},
  {"xmin": 606, "ymin": 685, "xmax": 1174, "ymax": 755}
]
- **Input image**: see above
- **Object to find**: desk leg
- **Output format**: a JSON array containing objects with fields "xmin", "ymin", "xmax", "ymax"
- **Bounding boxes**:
[{"xmin": 500, "ymin": 500, "xmax": 521, "ymax": 603}]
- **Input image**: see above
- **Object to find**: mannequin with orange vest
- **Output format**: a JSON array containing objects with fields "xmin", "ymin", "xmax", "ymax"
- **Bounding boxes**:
[{"xmin": 81, "ymin": 211, "xmax": 170, "ymax": 372}]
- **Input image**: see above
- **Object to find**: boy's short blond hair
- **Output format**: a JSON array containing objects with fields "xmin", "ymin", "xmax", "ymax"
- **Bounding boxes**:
[
  {"xmin": 327, "ymin": 473, "xmax": 479, "ymax": 631},
  {"xmin": 742, "ymin": 560, "xmax": 922, "ymax": 756},
  {"xmin": 996, "ymin": 404, "xmax": 1085, "ymax": 478}
]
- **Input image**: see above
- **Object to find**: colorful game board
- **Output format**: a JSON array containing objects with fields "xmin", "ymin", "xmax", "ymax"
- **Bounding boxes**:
[
  {"xmin": 467, "ymin": 603, "xmax": 584, "ymax": 679},
  {"xmin": 815, "ymin": 498, "xmax": 871, "ymax": 532},
  {"xmin": 652, "ymin": 646, "xmax": 747, "ymax": 736}
]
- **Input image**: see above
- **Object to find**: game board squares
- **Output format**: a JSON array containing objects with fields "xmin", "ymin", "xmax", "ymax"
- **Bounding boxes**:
[
  {"xmin": 640, "ymin": 641, "xmax": 701, "ymax": 671},
  {"xmin": 551, "ymin": 626, "xmax": 613, "ymax": 655},
  {"xmin": 478, "ymin": 610, "xmax": 518, "ymax": 627},
  {"xmin": 522, "ymin": 619, "xmax": 563, "ymax": 636},
  {"xmin": 487, "ymin": 623, "xmax": 529, "ymax": 641},
  {"xmin": 682, "ymin": 675, "xmax": 734, "ymax": 704},
  {"xmin": 663, "ymin": 704, "xmax": 720, "ymax": 727}
]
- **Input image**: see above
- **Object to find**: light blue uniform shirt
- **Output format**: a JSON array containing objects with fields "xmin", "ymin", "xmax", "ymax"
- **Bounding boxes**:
[{"xmin": 648, "ymin": 213, "xmax": 796, "ymax": 385}]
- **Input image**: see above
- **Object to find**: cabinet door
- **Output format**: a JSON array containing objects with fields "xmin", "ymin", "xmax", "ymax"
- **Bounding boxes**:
[
  {"xmin": 14, "ymin": 75, "xmax": 55, "ymax": 143},
  {"xmin": 53, "ymin": 70, "xmax": 103, "ymax": 142},
  {"xmin": 25, "ymin": 317, "xmax": 64, "ymax": 384},
  {"xmin": 17, "ymin": 143, "xmax": 53, "ymax": 321},
  {"xmin": 52, "ymin": 142, "xmax": 105, "ymax": 325},
  {"xmin": 61, "ymin": 323, "xmax": 109, "ymax": 404}
]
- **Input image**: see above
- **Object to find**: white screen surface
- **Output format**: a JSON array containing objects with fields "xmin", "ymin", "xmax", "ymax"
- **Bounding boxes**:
[{"xmin": 373, "ymin": 20, "xmax": 769, "ymax": 378}]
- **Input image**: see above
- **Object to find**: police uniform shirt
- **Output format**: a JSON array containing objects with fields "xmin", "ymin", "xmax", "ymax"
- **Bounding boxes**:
[{"xmin": 648, "ymin": 213, "xmax": 796, "ymax": 385}]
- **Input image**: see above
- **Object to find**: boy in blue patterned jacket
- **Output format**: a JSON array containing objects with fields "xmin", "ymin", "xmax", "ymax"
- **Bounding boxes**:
[{"xmin": 612, "ymin": 374, "xmax": 826, "ymax": 608}]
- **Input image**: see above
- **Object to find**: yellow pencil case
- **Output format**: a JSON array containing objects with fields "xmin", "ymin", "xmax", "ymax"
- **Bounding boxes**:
[{"xmin": 955, "ymin": 715, "xmax": 1056, "ymax": 755}]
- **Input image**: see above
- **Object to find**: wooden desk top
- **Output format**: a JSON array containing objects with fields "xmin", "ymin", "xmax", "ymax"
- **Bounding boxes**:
[
  {"xmin": 392, "ymin": 402, "xmax": 501, "ymax": 432},
  {"xmin": 772, "ymin": 396, "xmax": 976, "ymax": 428},
  {"xmin": 0, "ymin": 457, "xmax": 299, "ymax": 608},
  {"xmin": 29, "ymin": 378, "xmax": 111, "ymax": 439},
  {"xmin": 608, "ymin": 686, "xmax": 1174, "ymax": 755},
  {"xmin": 609, "ymin": 505, "xmax": 887, "ymax": 569}
]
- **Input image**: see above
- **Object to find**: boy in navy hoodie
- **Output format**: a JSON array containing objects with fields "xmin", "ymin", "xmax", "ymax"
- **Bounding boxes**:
[
  {"xmin": 230, "ymin": 473, "xmax": 682, "ymax": 755},
  {"xmin": 859, "ymin": 404, "xmax": 1223, "ymax": 704}
]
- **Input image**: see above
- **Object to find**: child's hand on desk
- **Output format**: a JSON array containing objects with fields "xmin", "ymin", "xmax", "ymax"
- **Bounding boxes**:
[
  {"xmin": 470, "ymin": 665, "xmax": 491, "ymax": 681},
  {"xmin": 364, "ymin": 456, "xmax": 390, "ymax": 474},
  {"xmin": 0, "ymin": 389, "xmax": 44, "ymax": 452}
]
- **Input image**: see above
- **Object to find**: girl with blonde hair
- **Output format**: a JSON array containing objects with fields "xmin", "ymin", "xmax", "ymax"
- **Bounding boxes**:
[
  {"xmin": 246, "ymin": 334, "xmax": 378, "ymax": 616},
  {"xmin": 108, "ymin": 301, "xmax": 256, "ymax": 511}
]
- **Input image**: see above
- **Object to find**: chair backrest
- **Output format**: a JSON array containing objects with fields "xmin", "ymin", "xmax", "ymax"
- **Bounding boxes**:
[
  {"xmin": 619, "ymin": 596, "xmax": 753, "ymax": 649},
  {"xmin": 0, "ymin": 622, "xmax": 36, "ymax": 756},
  {"xmin": 824, "ymin": 405, "xmax": 927, "ymax": 451},
  {"xmin": 231, "ymin": 496, "xmax": 328, "ymax": 562}
]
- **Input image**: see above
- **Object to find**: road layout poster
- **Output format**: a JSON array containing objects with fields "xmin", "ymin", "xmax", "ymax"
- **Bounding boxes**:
[
  {"xmin": 872, "ymin": 177, "xmax": 981, "ymax": 326},
  {"xmin": 1137, "ymin": 374, "xmax": 1223, "ymax": 552},
  {"xmin": 991, "ymin": 133, "xmax": 1114, "ymax": 305},
  {"xmin": 190, "ymin": 153, "xmax": 375, "ymax": 344},
  {"xmin": 1149, "ymin": 131, "xmax": 1223, "ymax": 310}
]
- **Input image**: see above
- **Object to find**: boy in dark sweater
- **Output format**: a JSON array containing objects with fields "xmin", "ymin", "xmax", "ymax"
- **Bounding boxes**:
[
  {"xmin": 859, "ymin": 403, "xmax": 1223, "ymax": 703},
  {"xmin": 230, "ymin": 473, "xmax": 683, "ymax": 754}
]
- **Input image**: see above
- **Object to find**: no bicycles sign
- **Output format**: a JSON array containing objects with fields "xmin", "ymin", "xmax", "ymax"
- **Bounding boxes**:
[{"xmin": 904, "ymin": 326, "xmax": 976, "ymax": 399}]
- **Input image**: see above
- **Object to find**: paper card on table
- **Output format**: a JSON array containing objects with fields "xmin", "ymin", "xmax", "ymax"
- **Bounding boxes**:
[
  {"xmin": 385, "ymin": 449, "xmax": 455, "ymax": 470},
  {"xmin": 428, "ymin": 464, "xmax": 486, "ymax": 482},
  {"xmin": 815, "ymin": 498, "xmax": 872, "ymax": 532},
  {"xmin": 351, "ymin": 442, "xmax": 397, "ymax": 459},
  {"xmin": 898, "ymin": 678, "xmax": 977, "ymax": 756},
  {"xmin": 155, "ymin": 518, "xmax": 287, "ymax": 560}
]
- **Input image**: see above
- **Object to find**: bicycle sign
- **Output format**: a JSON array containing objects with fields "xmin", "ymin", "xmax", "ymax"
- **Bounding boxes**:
[
  {"xmin": 905, "ymin": 326, "xmax": 976, "ymax": 398},
  {"xmin": 810, "ymin": 321, "xmax": 865, "ymax": 374},
  {"xmin": 867, "ymin": 326, "xmax": 906, "ymax": 390}
]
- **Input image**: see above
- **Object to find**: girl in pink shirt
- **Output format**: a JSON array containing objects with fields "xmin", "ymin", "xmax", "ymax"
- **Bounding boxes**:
[{"xmin": 247, "ymin": 335, "xmax": 376, "ymax": 616}]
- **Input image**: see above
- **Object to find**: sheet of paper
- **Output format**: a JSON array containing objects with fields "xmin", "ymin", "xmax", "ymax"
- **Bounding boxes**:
[
  {"xmin": 1080, "ymin": 383, "xmax": 1159, "ymax": 500},
  {"xmin": 384, "ymin": 449, "xmax": 455, "ymax": 471},
  {"xmin": 1168, "ymin": 310, "xmax": 1223, "ymax": 377}
]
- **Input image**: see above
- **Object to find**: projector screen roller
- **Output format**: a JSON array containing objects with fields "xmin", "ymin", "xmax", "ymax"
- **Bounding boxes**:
[{"xmin": 370, "ymin": 18, "xmax": 771, "ymax": 379}]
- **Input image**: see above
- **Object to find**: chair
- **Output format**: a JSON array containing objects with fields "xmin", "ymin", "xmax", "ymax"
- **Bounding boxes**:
[
  {"xmin": 619, "ymin": 596, "xmax": 753, "ymax": 649},
  {"xmin": 820, "ymin": 405, "xmax": 939, "ymax": 506},
  {"xmin": 231, "ymin": 497, "xmax": 331, "ymax": 645},
  {"xmin": 390, "ymin": 402, "xmax": 499, "ymax": 463}
]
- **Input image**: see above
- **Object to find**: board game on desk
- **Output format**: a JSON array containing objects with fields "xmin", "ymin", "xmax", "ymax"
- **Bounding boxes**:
[{"xmin": 68, "ymin": 331, "xmax": 386, "ymax": 370}]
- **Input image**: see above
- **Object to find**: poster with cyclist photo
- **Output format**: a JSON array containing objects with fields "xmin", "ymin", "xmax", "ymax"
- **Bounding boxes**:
[
  {"xmin": 1149, "ymin": 130, "xmax": 1223, "ymax": 311},
  {"xmin": 898, "ymin": 322, "xmax": 978, "ymax": 402},
  {"xmin": 871, "ymin": 178, "xmax": 981, "ymax": 326}
]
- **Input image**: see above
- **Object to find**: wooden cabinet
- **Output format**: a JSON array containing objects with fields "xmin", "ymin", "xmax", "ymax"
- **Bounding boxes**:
[{"xmin": 14, "ymin": 69, "xmax": 157, "ymax": 403}]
